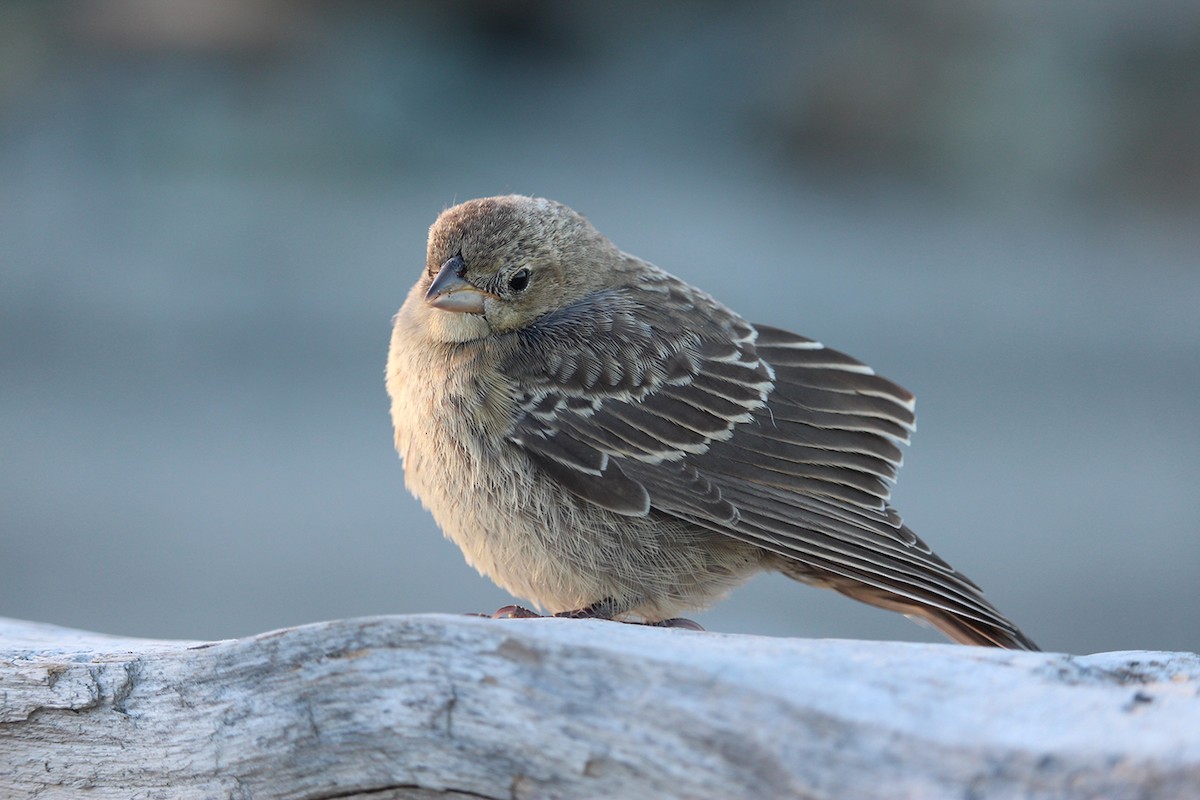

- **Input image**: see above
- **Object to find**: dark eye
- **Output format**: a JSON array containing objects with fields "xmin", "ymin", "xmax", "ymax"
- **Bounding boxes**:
[{"xmin": 508, "ymin": 268, "xmax": 531, "ymax": 292}]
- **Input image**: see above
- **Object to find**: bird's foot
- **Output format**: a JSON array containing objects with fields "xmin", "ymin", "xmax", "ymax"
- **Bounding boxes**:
[
  {"xmin": 484, "ymin": 600, "xmax": 702, "ymax": 631},
  {"xmin": 490, "ymin": 604, "xmax": 543, "ymax": 619},
  {"xmin": 643, "ymin": 617, "xmax": 705, "ymax": 631},
  {"xmin": 553, "ymin": 597, "xmax": 620, "ymax": 620},
  {"xmin": 556, "ymin": 599, "xmax": 705, "ymax": 631}
]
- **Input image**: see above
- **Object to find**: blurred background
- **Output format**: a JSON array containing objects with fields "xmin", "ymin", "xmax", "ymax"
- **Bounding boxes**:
[{"xmin": 2, "ymin": 0, "xmax": 1197, "ymax": 655}]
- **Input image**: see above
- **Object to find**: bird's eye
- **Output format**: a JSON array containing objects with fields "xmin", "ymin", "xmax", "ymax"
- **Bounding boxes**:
[{"xmin": 508, "ymin": 268, "xmax": 531, "ymax": 292}]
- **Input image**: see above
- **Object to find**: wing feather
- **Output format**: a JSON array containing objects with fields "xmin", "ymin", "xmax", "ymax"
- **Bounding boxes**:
[
  {"xmin": 697, "ymin": 450, "xmax": 892, "ymax": 506},
  {"xmin": 527, "ymin": 451, "xmax": 650, "ymax": 516}
]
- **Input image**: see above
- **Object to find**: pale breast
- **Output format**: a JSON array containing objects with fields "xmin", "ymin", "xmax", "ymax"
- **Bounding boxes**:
[{"xmin": 387, "ymin": 308, "xmax": 567, "ymax": 600}]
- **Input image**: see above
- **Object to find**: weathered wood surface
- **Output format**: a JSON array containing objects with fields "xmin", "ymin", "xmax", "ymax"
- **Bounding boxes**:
[{"xmin": 1, "ymin": 614, "xmax": 1198, "ymax": 800}]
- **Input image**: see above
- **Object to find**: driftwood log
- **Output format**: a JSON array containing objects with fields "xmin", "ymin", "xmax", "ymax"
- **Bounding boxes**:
[{"xmin": 1, "ymin": 613, "xmax": 1198, "ymax": 799}]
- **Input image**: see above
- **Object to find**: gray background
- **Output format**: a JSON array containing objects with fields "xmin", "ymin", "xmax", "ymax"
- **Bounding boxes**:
[{"xmin": 2, "ymin": 1, "xmax": 1197, "ymax": 655}]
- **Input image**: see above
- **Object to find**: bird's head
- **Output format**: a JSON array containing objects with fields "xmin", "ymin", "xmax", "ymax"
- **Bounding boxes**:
[{"xmin": 416, "ymin": 195, "xmax": 621, "ymax": 341}]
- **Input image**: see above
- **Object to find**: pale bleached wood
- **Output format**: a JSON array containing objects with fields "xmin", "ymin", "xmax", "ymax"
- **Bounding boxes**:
[{"xmin": 1, "ymin": 614, "xmax": 1198, "ymax": 799}]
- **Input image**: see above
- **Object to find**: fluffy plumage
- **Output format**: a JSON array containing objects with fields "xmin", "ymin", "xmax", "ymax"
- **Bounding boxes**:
[{"xmin": 387, "ymin": 195, "xmax": 1038, "ymax": 649}]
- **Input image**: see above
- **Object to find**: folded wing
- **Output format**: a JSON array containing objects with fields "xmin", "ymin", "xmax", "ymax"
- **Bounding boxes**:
[{"xmin": 500, "ymin": 269, "xmax": 1034, "ymax": 648}]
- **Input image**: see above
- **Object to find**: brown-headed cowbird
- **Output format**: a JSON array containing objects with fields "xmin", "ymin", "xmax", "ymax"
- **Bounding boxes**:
[{"xmin": 387, "ymin": 195, "xmax": 1038, "ymax": 649}]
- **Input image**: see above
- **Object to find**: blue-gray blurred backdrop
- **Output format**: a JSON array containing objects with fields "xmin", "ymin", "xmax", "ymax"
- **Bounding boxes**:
[{"xmin": 2, "ymin": 1, "xmax": 1198, "ymax": 654}]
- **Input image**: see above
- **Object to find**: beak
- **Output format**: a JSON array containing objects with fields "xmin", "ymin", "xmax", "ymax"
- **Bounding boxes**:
[{"xmin": 424, "ymin": 254, "xmax": 492, "ymax": 314}]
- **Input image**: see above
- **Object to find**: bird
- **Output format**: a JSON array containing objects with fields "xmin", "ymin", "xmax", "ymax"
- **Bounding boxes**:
[{"xmin": 386, "ymin": 195, "xmax": 1039, "ymax": 650}]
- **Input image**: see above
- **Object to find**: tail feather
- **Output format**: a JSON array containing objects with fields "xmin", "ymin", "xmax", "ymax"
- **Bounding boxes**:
[
  {"xmin": 775, "ymin": 554, "xmax": 1040, "ymax": 651},
  {"xmin": 829, "ymin": 577, "xmax": 1040, "ymax": 650}
]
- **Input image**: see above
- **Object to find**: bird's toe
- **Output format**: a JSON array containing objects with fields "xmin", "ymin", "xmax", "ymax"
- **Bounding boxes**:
[{"xmin": 491, "ymin": 604, "xmax": 543, "ymax": 619}]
